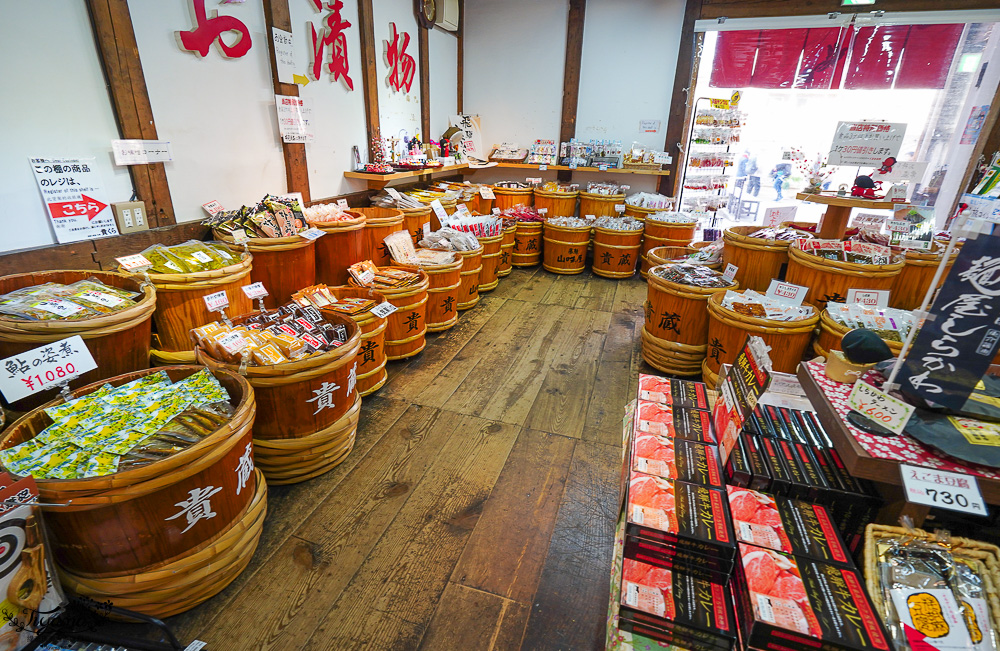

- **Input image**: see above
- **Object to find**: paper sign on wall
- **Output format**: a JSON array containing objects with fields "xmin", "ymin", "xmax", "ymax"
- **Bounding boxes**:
[
  {"xmin": 450, "ymin": 115, "xmax": 484, "ymax": 160},
  {"xmin": 112, "ymin": 140, "xmax": 173, "ymax": 165},
  {"xmin": 275, "ymin": 95, "xmax": 314, "ymax": 143},
  {"xmin": 640, "ymin": 120, "xmax": 661, "ymax": 133},
  {"xmin": 762, "ymin": 205, "xmax": 797, "ymax": 227},
  {"xmin": 29, "ymin": 157, "xmax": 119, "ymax": 244},
  {"xmin": 828, "ymin": 121, "xmax": 906, "ymax": 167},
  {"xmin": 271, "ymin": 28, "xmax": 297, "ymax": 85}
]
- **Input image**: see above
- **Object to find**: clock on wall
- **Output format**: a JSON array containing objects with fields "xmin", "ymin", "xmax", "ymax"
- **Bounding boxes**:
[{"xmin": 416, "ymin": 0, "xmax": 436, "ymax": 28}]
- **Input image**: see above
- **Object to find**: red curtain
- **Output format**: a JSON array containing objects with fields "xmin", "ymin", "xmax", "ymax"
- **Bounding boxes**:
[
  {"xmin": 896, "ymin": 24, "xmax": 964, "ymax": 89},
  {"xmin": 842, "ymin": 25, "xmax": 911, "ymax": 89},
  {"xmin": 750, "ymin": 28, "xmax": 809, "ymax": 88},
  {"xmin": 796, "ymin": 27, "xmax": 853, "ymax": 89},
  {"xmin": 710, "ymin": 30, "xmax": 759, "ymax": 88}
]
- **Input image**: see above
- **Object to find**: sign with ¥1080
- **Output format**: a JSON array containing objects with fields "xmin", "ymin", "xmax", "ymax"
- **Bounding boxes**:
[
  {"xmin": 0, "ymin": 336, "xmax": 97, "ymax": 403},
  {"xmin": 900, "ymin": 464, "xmax": 986, "ymax": 516}
]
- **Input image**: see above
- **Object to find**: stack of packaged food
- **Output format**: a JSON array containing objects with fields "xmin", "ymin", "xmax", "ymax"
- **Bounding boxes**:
[
  {"xmin": 348, "ymin": 261, "xmax": 422, "ymax": 289},
  {"xmin": 500, "ymin": 206, "xmax": 543, "ymax": 223},
  {"xmin": 546, "ymin": 216, "xmax": 591, "ymax": 229},
  {"xmin": 0, "ymin": 369, "xmax": 232, "ymax": 479},
  {"xmin": 647, "ymin": 211, "xmax": 696, "ymax": 224},
  {"xmin": 594, "ymin": 216, "xmax": 643, "ymax": 231},
  {"xmin": 139, "ymin": 240, "xmax": 241, "ymax": 274},
  {"xmin": 651, "ymin": 264, "xmax": 733, "ymax": 288},
  {"xmin": 204, "ymin": 194, "xmax": 306, "ymax": 238},
  {"xmin": 720, "ymin": 289, "xmax": 815, "ymax": 321},
  {"xmin": 303, "ymin": 202, "xmax": 356, "ymax": 224},
  {"xmin": 417, "ymin": 228, "xmax": 481, "ymax": 252},
  {"xmin": 826, "ymin": 303, "xmax": 917, "ymax": 342},
  {"xmin": 0, "ymin": 279, "xmax": 141, "ymax": 321},
  {"xmin": 796, "ymin": 239, "xmax": 892, "ymax": 265},
  {"xmin": 626, "ymin": 192, "xmax": 673, "ymax": 210},
  {"xmin": 586, "ymin": 181, "xmax": 625, "ymax": 195},
  {"xmin": 747, "ymin": 227, "xmax": 809, "ymax": 240}
]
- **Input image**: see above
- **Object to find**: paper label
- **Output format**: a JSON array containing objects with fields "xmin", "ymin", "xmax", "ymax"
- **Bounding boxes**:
[
  {"xmin": 539, "ymin": 165, "xmax": 547, "ymax": 171},
  {"xmin": 116, "ymin": 254, "xmax": 153, "ymax": 271},
  {"xmin": 423, "ymin": 222, "xmax": 432, "ymax": 237},
  {"xmin": 457, "ymin": 204, "xmax": 472, "ymax": 216},
  {"xmin": 640, "ymin": 119, "xmax": 661, "ymax": 133},
  {"xmin": 887, "ymin": 220, "xmax": 912, "ymax": 233},
  {"xmin": 765, "ymin": 280, "xmax": 808, "ymax": 306},
  {"xmin": 300, "ymin": 227, "xmax": 325, "ymax": 240},
  {"xmin": 112, "ymin": 139, "xmax": 172, "ymax": 166},
  {"xmin": 0, "ymin": 335, "xmax": 98, "ymax": 403},
  {"xmin": 358, "ymin": 270, "xmax": 375, "ymax": 285},
  {"xmin": 231, "ymin": 228, "xmax": 249, "ymax": 245},
  {"xmin": 526, "ymin": 177, "xmax": 542, "ymax": 184},
  {"xmin": 851, "ymin": 213, "xmax": 886, "ymax": 228},
  {"xmin": 30, "ymin": 156, "xmax": 118, "ymax": 244},
  {"xmin": 653, "ymin": 152, "xmax": 671, "ymax": 164},
  {"xmin": 35, "ymin": 299, "xmax": 84, "ymax": 318},
  {"xmin": 203, "ymin": 291, "xmax": 229, "ymax": 312},
  {"xmin": 218, "ymin": 331, "xmax": 248, "ymax": 355},
  {"xmin": 272, "ymin": 27, "xmax": 296, "ymax": 85},
  {"xmin": 184, "ymin": 640, "xmax": 208, "ymax": 651},
  {"xmin": 430, "ymin": 199, "xmax": 447, "ymax": 221},
  {"xmin": 537, "ymin": 208, "xmax": 548, "ymax": 215},
  {"xmin": 723, "ymin": 263, "xmax": 738, "ymax": 283},
  {"xmin": 80, "ymin": 291, "xmax": 125, "ymax": 308},
  {"xmin": 848, "ymin": 380, "xmax": 914, "ymax": 435},
  {"xmin": 846, "ymin": 288, "xmax": 890, "ymax": 308},
  {"xmin": 614, "ymin": 204, "xmax": 626, "ymax": 212},
  {"xmin": 242, "ymin": 282, "xmax": 269, "ymax": 300},
  {"xmin": 202, "ymin": 200, "xmax": 224, "ymax": 216},
  {"xmin": 598, "ymin": 164, "xmax": 608, "ymax": 171},
  {"xmin": 192, "ymin": 251, "xmax": 213, "ymax": 264},
  {"xmin": 492, "ymin": 208, "xmax": 501, "ymax": 215},
  {"xmin": 900, "ymin": 464, "xmax": 986, "ymax": 516},
  {"xmin": 899, "ymin": 239, "xmax": 932, "ymax": 250},
  {"xmin": 480, "ymin": 187, "xmax": 495, "ymax": 199},
  {"xmin": 337, "ymin": 199, "xmax": 349, "ymax": 208},
  {"xmin": 371, "ymin": 302, "xmax": 397, "ymax": 318}
]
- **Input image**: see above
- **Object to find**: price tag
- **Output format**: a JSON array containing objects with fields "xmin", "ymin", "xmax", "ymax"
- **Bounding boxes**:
[
  {"xmin": 585, "ymin": 214, "xmax": 595, "ymax": 220},
  {"xmin": 899, "ymin": 239, "xmax": 932, "ymax": 250},
  {"xmin": 386, "ymin": 188, "xmax": 402, "ymax": 201},
  {"xmin": 851, "ymin": 213, "xmax": 886, "ymax": 228},
  {"xmin": 423, "ymin": 222, "xmax": 432, "ymax": 237},
  {"xmin": 899, "ymin": 463, "xmax": 987, "ymax": 516},
  {"xmin": 653, "ymin": 152, "xmax": 671, "ymax": 165},
  {"xmin": 358, "ymin": 270, "xmax": 375, "ymax": 285},
  {"xmin": 598, "ymin": 164, "xmax": 608, "ymax": 171},
  {"xmin": 231, "ymin": 229, "xmax": 249, "ymax": 245},
  {"xmin": 723, "ymin": 264, "xmax": 738, "ymax": 283},
  {"xmin": 847, "ymin": 380, "xmax": 914, "ymax": 436},
  {"xmin": 887, "ymin": 220, "xmax": 912, "ymax": 233},
  {"xmin": 457, "ymin": 203, "xmax": 472, "ymax": 216},
  {"xmin": 765, "ymin": 280, "xmax": 808, "ymax": 306},
  {"xmin": 539, "ymin": 165, "xmax": 547, "ymax": 171},
  {"xmin": 0, "ymin": 335, "xmax": 98, "ymax": 403},
  {"xmin": 526, "ymin": 177, "xmax": 542, "ymax": 184},
  {"xmin": 766, "ymin": 371, "xmax": 806, "ymax": 397},
  {"xmin": 201, "ymin": 200, "xmax": 224, "ymax": 217},
  {"xmin": 242, "ymin": 282, "xmax": 269, "ymax": 300},
  {"xmin": 614, "ymin": 204, "xmax": 626, "ymax": 212},
  {"xmin": 537, "ymin": 208, "xmax": 548, "ymax": 215},
  {"xmin": 846, "ymin": 288, "xmax": 889, "ymax": 308},
  {"xmin": 183, "ymin": 640, "xmax": 208, "ymax": 651},
  {"xmin": 203, "ymin": 290, "xmax": 229, "ymax": 312},
  {"xmin": 299, "ymin": 227, "xmax": 326, "ymax": 240},
  {"xmin": 430, "ymin": 199, "xmax": 448, "ymax": 222},
  {"xmin": 115, "ymin": 254, "xmax": 153, "ymax": 271},
  {"xmin": 763, "ymin": 205, "xmax": 797, "ymax": 228},
  {"xmin": 337, "ymin": 199, "xmax": 349, "ymax": 208},
  {"xmin": 887, "ymin": 184, "xmax": 907, "ymax": 202},
  {"xmin": 217, "ymin": 331, "xmax": 249, "ymax": 355},
  {"xmin": 491, "ymin": 208, "xmax": 501, "ymax": 215},
  {"xmin": 371, "ymin": 302, "xmax": 398, "ymax": 318},
  {"xmin": 479, "ymin": 186, "xmax": 495, "ymax": 200}
]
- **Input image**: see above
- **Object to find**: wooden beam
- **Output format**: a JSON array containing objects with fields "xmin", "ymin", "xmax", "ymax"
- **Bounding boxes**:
[
  {"xmin": 457, "ymin": 0, "xmax": 465, "ymax": 113},
  {"xmin": 357, "ymin": 0, "xmax": 381, "ymax": 160},
  {"xmin": 263, "ymin": 0, "xmax": 311, "ymax": 204},
  {"xmin": 419, "ymin": 26, "xmax": 431, "ymax": 139},
  {"xmin": 557, "ymin": 0, "xmax": 586, "ymax": 184},
  {"xmin": 659, "ymin": 0, "xmax": 703, "ymax": 196},
  {"xmin": 699, "ymin": 0, "xmax": 1000, "ymax": 19},
  {"xmin": 86, "ymin": 0, "xmax": 175, "ymax": 227}
]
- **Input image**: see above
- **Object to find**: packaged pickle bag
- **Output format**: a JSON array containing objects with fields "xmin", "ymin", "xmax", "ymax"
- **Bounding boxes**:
[
  {"xmin": 0, "ymin": 294, "xmax": 98, "ymax": 321},
  {"xmin": 140, "ymin": 243, "xmax": 189, "ymax": 273}
]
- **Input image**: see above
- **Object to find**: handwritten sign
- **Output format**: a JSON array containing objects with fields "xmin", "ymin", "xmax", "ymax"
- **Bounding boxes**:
[
  {"xmin": 879, "ymin": 161, "xmax": 928, "ymax": 182},
  {"xmin": 640, "ymin": 119, "xmax": 661, "ymax": 133},
  {"xmin": 430, "ymin": 199, "xmax": 447, "ymax": 223},
  {"xmin": 848, "ymin": 380, "xmax": 914, "ymax": 435},
  {"xmin": 846, "ymin": 288, "xmax": 889, "ymax": 308},
  {"xmin": 371, "ymin": 302, "xmax": 398, "ymax": 318},
  {"xmin": 299, "ymin": 227, "xmax": 325, "ymax": 240},
  {"xmin": 851, "ymin": 213, "xmax": 886, "ymax": 229},
  {"xmin": 217, "ymin": 331, "xmax": 249, "ymax": 356},
  {"xmin": 763, "ymin": 205, "xmax": 797, "ymax": 228},
  {"xmin": 614, "ymin": 204, "xmax": 626, "ymax": 212},
  {"xmin": 271, "ymin": 27, "xmax": 296, "ymax": 85},
  {"xmin": 765, "ymin": 280, "xmax": 808, "ymax": 306},
  {"xmin": 828, "ymin": 121, "xmax": 906, "ymax": 167},
  {"xmin": 337, "ymin": 199, "xmax": 349, "ymax": 209},
  {"xmin": 242, "ymin": 282, "xmax": 269, "ymax": 300},
  {"xmin": 203, "ymin": 291, "xmax": 229, "ymax": 312},
  {"xmin": 112, "ymin": 140, "xmax": 173, "ymax": 165},
  {"xmin": 0, "ymin": 336, "xmax": 97, "ymax": 403},
  {"xmin": 900, "ymin": 464, "xmax": 986, "ymax": 516},
  {"xmin": 960, "ymin": 194, "xmax": 1000, "ymax": 224},
  {"xmin": 202, "ymin": 200, "xmax": 224, "ymax": 217},
  {"xmin": 887, "ymin": 220, "xmax": 912, "ymax": 233},
  {"xmin": 116, "ymin": 254, "xmax": 152, "ymax": 271},
  {"xmin": 723, "ymin": 264, "xmax": 738, "ymax": 283},
  {"xmin": 653, "ymin": 152, "xmax": 671, "ymax": 165}
]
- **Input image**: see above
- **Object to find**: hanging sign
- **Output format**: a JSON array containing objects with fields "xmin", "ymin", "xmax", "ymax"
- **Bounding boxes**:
[
  {"xmin": 0, "ymin": 336, "xmax": 97, "ymax": 403},
  {"xmin": 961, "ymin": 194, "xmax": 1000, "ymax": 224},
  {"xmin": 900, "ymin": 464, "xmax": 986, "ymax": 516},
  {"xmin": 828, "ymin": 121, "xmax": 906, "ymax": 167},
  {"xmin": 878, "ymin": 161, "xmax": 928, "ymax": 182},
  {"xmin": 112, "ymin": 140, "xmax": 173, "ymax": 165},
  {"xmin": 29, "ymin": 157, "xmax": 118, "ymax": 244}
]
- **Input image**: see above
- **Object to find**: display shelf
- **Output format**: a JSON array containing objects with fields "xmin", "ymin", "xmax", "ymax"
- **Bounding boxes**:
[
  {"xmin": 344, "ymin": 163, "xmax": 472, "ymax": 189},
  {"xmin": 490, "ymin": 162, "xmax": 670, "ymax": 176},
  {"xmin": 795, "ymin": 192, "xmax": 897, "ymax": 240}
]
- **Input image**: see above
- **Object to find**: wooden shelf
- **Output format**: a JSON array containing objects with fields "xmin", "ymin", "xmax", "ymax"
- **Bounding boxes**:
[
  {"xmin": 344, "ymin": 161, "xmax": 670, "ymax": 189},
  {"xmin": 795, "ymin": 192, "xmax": 896, "ymax": 210},
  {"xmin": 491, "ymin": 162, "xmax": 670, "ymax": 176}
]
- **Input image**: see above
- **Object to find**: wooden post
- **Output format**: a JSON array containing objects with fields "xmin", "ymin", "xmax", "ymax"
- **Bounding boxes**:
[
  {"xmin": 557, "ymin": 0, "xmax": 586, "ymax": 184},
  {"xmin": 357, "ymin": 0, "xmax": 381, "ymax": 161},
  {"xmin": 419, "ymin": 26, "xmax": 431, "ymax": 140},
  {"xmin": 262, "ymin": 0, "xmax": 311, "ymax": 204},
  {"xmin": 659, "ymin": 0, "xmax": 703, "ymax": 197},
  {"xmin": 86, "ymin": 0, "xmax": 175, "ymax": 227},
  {"xmin": 457, "ymin": 0, "xmax": 465, "ymax": 113}
]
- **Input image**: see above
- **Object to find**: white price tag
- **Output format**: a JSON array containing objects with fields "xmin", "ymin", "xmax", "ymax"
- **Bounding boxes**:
[
  {"xmin": 299, "ymin": 227, "xmax": 325, "ymax": 240},
  {"xmin": 491, "ymin": 208, "xmax": 501, "ymax": 215},
  {"xmin": 192, "ymin": 251, "xmax": 213, "ymax": 264},
  {"xmin": 899, "ymin": 239, "xmax": 932, "ymax": 250},
  {"xmin": 887, "ymin": 220, "xmax": 912, "ymax": 233},
  {"xmin": 765, "ymin": 280, "xmax": 808, "ymax": 306},
  {"xmin": 231, "ymin": 228, "xmax": 249, "ymax": 245},
  {"xmin": 569, "ymin": 163, "xmax": 578, "ymax": 170},
  {"xmin": 371, "ymin": 302, "xmax": 398, "ymax": 318},
  {"xmin": 585, "ymin": 214, "xmax": 595, "ymax": 220},
  {"xmin": 598, "ymin": 164, "xmax": 608, "ymax": 171},
  {"xmin": 430, "ymin": 199, "xmax": 448, "ymax": 221},
  {"xmin": 537, "ymin": 208, "xmax": 548, "ymax": 215},
  {"xmin": 217, "ymin": 331, "xmax": 249, "ymax": 355},
  {"xmin": 614, "ymin": 204, "xmax": 626, "ymax": 212},
  {"xmin": 242, "ymin": 282, "xmax": 269, "ymax": 300},
  {"xmin": 457, "ymin": 203, "xmax": 472, "ymax": 216},
  {"xmin": 539, "ymin": 165, "xmax": 547, "ymax": 171},
  {"xmin": 359, "ymin": 270, "xmax": 375, "ymax": 285},
  {"xmin": 203, "ymin": 290, "xmax": 229, "ymax": 312},
  {"xmin": 422, "ymin": 222, "xmax": 432, "ymax": 237},
  {"xmin": 900, "ymin": 464, "xmax": 987, "ymax": 516},
  {"xmin": 337, "ymin": 199, "xmax": 349, "ymax": 208},
  {"xmin": 847, "ymin": 380, "xmax": 914, "ymax": 436},
  {"xmin": 526, "ymin": 177, "xmax": 542, "ymax": 184},
  {"xmin": 80, "ymin": 291, "xmax": 125, "ymax": 308},
  {"xmin": 887, "ymin": 184, "xmax": 907, "ymax": 202},
  {"xmin": 766, "ymin": 371, "xmax": 806, "ymax": 397},
  {"xmin": 846, "ymin": 288, "xmax": 889, "ymax": 308},
  {"xmin": 201, "ymin": 200, "xmax": 224, "ymax": 217},
  {"xmin": 653, "ymin": 152, "xmax": 671, "ymax": 165},
  {"xmin": 851, "ymin": 213, "xmax": 887, "ymax": 228},
  {"xmin": 723, "ymin": 264, "xmax": 738, "ymax": 283},
  {"xmin": 183, "ymin": 641, "xmax": 208, "ymax": 651},
  {"xmin": 116, "ymin": 254, "xmax": 153, "ymax": 271},
  {"xmin": 479, "ymin": 186, "xmax": 495, "ymax": 200},
  {"xmin": 0, "ymin": 335, "xmax": 97, "ymax": 403}
]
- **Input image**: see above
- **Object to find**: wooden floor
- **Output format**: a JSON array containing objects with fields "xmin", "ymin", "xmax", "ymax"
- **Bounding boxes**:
[{"xmin": 162, "ymin": 267, "xmax": 650, "ymax": 650}]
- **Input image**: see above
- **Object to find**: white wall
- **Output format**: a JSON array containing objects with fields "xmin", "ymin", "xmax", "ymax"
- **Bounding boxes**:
[
  {"xmin": 128, "ymin": 0, "xmax": 286, "ymax": 220},
  {"xmin": 0, "ymin": 1, "xmax": 135, "ymax": 253},
  {"xmin": 465, "ymin": 0, "xmax": 569, "ymax": 150},
  {"xmin": 428, "ymin": 26, "xmax": 459, "ymax": 141},
  {"xmin": 374, "ymin": 0, "xmax": 423, "ymax": 141}
]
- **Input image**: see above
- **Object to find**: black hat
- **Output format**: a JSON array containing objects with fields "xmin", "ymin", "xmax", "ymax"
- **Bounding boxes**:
[{"xmin": 842, "ymin": 328, "xmax": 893, "ymax": 365}]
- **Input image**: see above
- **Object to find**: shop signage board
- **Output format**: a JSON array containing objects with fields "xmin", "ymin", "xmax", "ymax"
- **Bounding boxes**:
[
  {"xmin": 29, "ymin": 157, "xmax": 119, "ymax": 244},
  {"xmin": 899, "ymin": 222, "xmax": 1000, "ymax": 409},
  {"xmin": 828, "ymin": 121, "xmax": 906, "ymax": 167},
  {"xmin": 762, "ymin": 205, "xmax": 796, "ymax": 227},
  {"xmin": 112, "ymin": 140, "xmax": 173, "ymax": 165},
  {"xmin": 450, "ymin": 114, "xmax": 485, "ymax": 160},
  {"xmin": 275, "ymin": 95, "xmax": 314, "ymax": 143},
  {"xmin": 879, "ymin": 161, "xmax": 928, "ymax": 182},
  {"xmin": 900, "ymin": 464, "xmax": 986, "ymax": 516},
  {"xmin": 0, "ymin": 336, "xmax": 97, "ymax": 403}
]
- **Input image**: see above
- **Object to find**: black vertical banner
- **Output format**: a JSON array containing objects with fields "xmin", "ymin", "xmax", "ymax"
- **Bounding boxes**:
[{"xmin": 900, "ymin": 223, "xmax": 1000, "ymax": 409}]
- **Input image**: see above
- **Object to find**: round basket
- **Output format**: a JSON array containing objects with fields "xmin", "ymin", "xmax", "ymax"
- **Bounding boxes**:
[
  {"xmin": 701, "ymin": 358, "xmax": 719, "ymax": 390},
  {"xmin": 533, "ymin": 189, "xmax": 578, "ymax": 218},
  {"xmin": 215, "ymin": 230, "xmax": 315, "ymax": 309},
  {"xmin": 310, "ymin": 212, "xmax": 366, "ymax": 286},
  {"xmin": 889, "ymin": 245, "xmax": 958, "ymax": 311},
  {"xmin": 323, "ymin": 286, "xmax": 389, "ymax": 396},
  {"xmin": 722, "ymin": 226, "xmax": 795, "ymax": 293},
  {"xmin": 786, "ymin": 243, "xmax": 904, "ymax": 311},
  {"xmin": 149, "ymin": 348, "xmax": 196, "ymax": 367},
  {"xmin": 623, "ymin": 203, "xmax": 663, "ymax": 222},
  {"xmin": 356, "ymin": 207, "xmax": 405, "ymax": 267},
  {"xmin": 542, "ymin": 223, "xmax": 590, "ymax": 275},
  {"xmin": 640, "ymin": 328, "xmax": 705, "ymax": 377},
  {"xmin": 645, "ymin": 264, "xmax": 737, "ymax": 350},
  {"xmin": 592, "ymin": 225, "xmax": 643, "ymax": 279},
  {"xmin": 579, "ymin": 192, "xmax": 625, "ymax": 218},
  {"xmin": 814, "ymin": 309, "xmax": 904, "ymax": 360}
]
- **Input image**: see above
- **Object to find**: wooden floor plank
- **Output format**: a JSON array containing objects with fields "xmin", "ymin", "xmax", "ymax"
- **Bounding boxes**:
[
  {"xmin": 492, "ymin": 600, "xmax": 531, "ymax": 651},
  {"xmin": 512, "ymin": 268, "xmax": 558, "ymax": 303},
  {"xmin": 417, "ymin": 583, "xmax": 508, "ymax": 651},
  {"xmin": 540, "ymin": 271, "xmax": 588, "ymax": 307},
  {"xmin": 486, "ymin": 267, "xmax": 539, "ymax": 300},
  {"xmin": 300, "ymin": 415, "xmax": 521, "ymax": 650},
  {"xmin": 574, "ymin": 274, "xmax": 619, "ymax": 313},
  {"xmin": 613, "ymin": 276, "xmax": 647, "ymax": 317},
  {"xmin": 582, "ymin": 313, "xmax": 636, "ymax": 446},
  {"xmin": 451, "ymin": 428, "xmax": 576, "ymax": 603},
  {"xmin": 519, "ymin": 441, "xmax": 621, "ymax": 651}
]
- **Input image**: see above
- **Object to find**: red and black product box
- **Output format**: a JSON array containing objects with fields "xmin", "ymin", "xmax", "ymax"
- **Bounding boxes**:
[
  {"xmin": 755, "ymin": 434, "xmax": 793, "ymax": 496},
  {"xmin": 773, "ymin": 436, "xmax": 812, "ymax": 501},
  {"xmin": 638, "ymin": 374, "xmax": 711, "ymax": 411},
  {"xmin": 626, "ymin": 471, "xmax": 736, "ymax": 564},
  {"xmin": 634, "ymin": 401, "xmax": 716, "ymax": 445},
  {"xmin": 624, "ymin": 534, "xmax": 733, "ymax": 584},
  {"xmin": 732, "ymin": 543, "xmax": 890, "ymax": 651},
  {"xmin": 631, "ymin": 433, "xmax": 724, "ymax": 489},
  {"xmin": 619, "ymin": 556, "xmax": 738, "ymax": 651},
  {"xmin": 726, "ymin": 486, "xmax": 853, "ymax": 567},
  {"xmin": 725, "ymin": 435, "xmax": 751, "ymax": 488},
  {"xmin": 741, "ymin": 428, "xmax": 772, "ymax": 491}
]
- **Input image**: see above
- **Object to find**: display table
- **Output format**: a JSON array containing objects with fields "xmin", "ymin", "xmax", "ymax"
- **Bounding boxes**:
[
  {"xmin": 797, "ymin": 360, "xmax": 1000, "ymax": 524},
  {"xmin": 795, "ymin": 192, "xmax": 896, "ymax": 239}
]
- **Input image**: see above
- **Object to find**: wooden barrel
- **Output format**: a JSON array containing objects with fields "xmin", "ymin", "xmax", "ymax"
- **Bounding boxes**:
[
  {"xmin": 352, "ymin": 266, "xmax": 430, "ymax": 360},
  {"xmin": 644, "ymin": 218, "xmax": 698, "ymax": 247},
  {"xmin": 493, "ymin": 186, "xmax": 533, "ymax": 211},
  {"xmin": 406, "ymin": 252, "xmax": 462, "ymax": 332},
  {"xmin": 498, "ymin": 222, "xmax": 517, "ymax": 276},
  {"xmin": 641, "ymin": 327, "xmax": 705, "ymax": 377},
  {"xmin": 624, "ymin": 203, "xmax": 669, "ymax": 222},
  {"xmin": 457, "ymin": 246, "xmax": 484, "ymax": 310},
  {"xmin": 642, "ymin": 246, "xmax": 689, "ymax": 279},
  {"xmin": 478, "ymin": 233, "xmax": 504, "ymax": 292},
  {"xmin": 325, "ymin": 286, "xmax": 389, "ymax": 396},
  {"xmin": 579, "ymin": 191, "xmax": 625, "ymax": 218},
  {"xmin": 513, "ymin": 222, "xmax": 543, "ymax": 267},
  {"xmin": 1, "ymin": 365, "xmax": 261, "ymax": 617},
  {"xmin": 705, "ymin": 291, "xmax": 818, "ymax": 380},
  {"xmin": 400, "ymin": 205, "xmax": 432, "ymax": 245},
  {"xmin": 466, "ymin": 194, "xmax": 495, "ymax": 215},
  {"xmin": 141, "ymin": 255, "xmax": 254, "ymax": 353},
  {"xmin": 542, "ymin": 223, "xmax": 590, "ymax": 275},
  {"xmin": 311, "ymin": 212, "xmax": 366, "ymax": 286},
  {"xmin": 357, "ymin": 207, "xmax": 405, "ymax": 267},
  {"xmin": 215, "ymin": 231, "xmax": 315, "ymax": 309},
  {"xmin": 785, "ymin": 244, "xmax": 904, "ymax": 311},
  {"xmin": 721, "ymin": 226, "xmax": 793, "ymax": 293},
  {"xmin": 814, "ymin": 309, "xmax": 905, "ymax": 360},
  {"xmin": 592, "ymin": 226, "xmax": 643, "ymax": 279},
  {"xmin": 0, "ymin": 270, "xmax": 156, "ymax": 412},
  {"xmin": 701, "ymin": 359, "xmax": 720, "ymax": 390},
  {"xmin": 889, "ymin": 246, "xmax": 958, "ymax": 311},
  {"xmin": 533, "ymin": 189, "xmax": 578, "ymax": 217}
]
